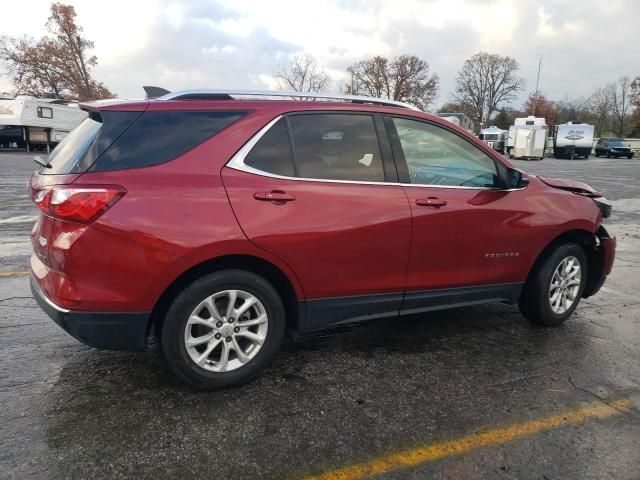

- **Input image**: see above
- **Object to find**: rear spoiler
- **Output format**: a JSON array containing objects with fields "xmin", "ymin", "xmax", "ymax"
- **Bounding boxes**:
[{"xmin": 143, "ymin": 86, "xmax": 171, "ymax": 99}]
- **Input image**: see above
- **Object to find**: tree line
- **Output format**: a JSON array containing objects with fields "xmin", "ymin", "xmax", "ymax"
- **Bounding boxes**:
[
  {"xmin": 278, "ymin": 53, "xmax": 640, "ymax": 137},
  {"xmin": 1, "ymin": 3, "xmax": 638, "ymax": 137}
]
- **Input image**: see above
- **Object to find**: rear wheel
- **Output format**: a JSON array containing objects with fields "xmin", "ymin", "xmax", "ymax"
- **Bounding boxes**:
[
  {"xmin": 160, "ymin": 269, "xmax": 285, "ymax": 389},
  {"xmin": 519, "ymin": 243, "xmax": 587, "ymax": 326}
]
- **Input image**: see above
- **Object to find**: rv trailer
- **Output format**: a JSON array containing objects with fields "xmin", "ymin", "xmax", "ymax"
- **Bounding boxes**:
[
  {"xmin": 512, "ymin": 125, "xmax": 548, "ymax": 160},
  {"xmin": 437, "ymin": 112, "xmax": 475, "ymax": 134},
  {"xmin": 0, "ymin": 95, "xmax": 87, "ymax": 151},
  {"xmin": 553, "ymin": 122, "xmax": 595, "ymax": 159},
  {"xmin": 506, "ymin": 125, "xmax": 515, "ymax": 155},
  {"xmin": 478, "ymin": 126, "xmax": 506, "ymax": 153},
  {"xmin": 508, "ymin": 116, "xmax": 548, "ymax": 160}
]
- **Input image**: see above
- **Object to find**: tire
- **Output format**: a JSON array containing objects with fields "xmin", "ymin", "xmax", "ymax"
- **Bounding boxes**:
[
  {"xmin": 160, "ymin": 269, "xmax": 286, "ymax": 390},
  {"xmin": 595, "ymin": 152, "xmax": 600, "ymax": 157},
  {"xmin": 628, "ymin": 154, "xmax": 633, "ymax": 159},
  {"xmin": 519, "ymin": 243, "xmax": 588, "ymax": 327}
]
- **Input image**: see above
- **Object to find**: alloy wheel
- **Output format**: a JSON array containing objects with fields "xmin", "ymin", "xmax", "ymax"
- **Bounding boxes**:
[
  {"xmin": 549, "ymin": 256, "xmax": 581, "ymax": 315},
  {"xmin": 184, "ymin": 289, "xmax": 268, "ymax": 372}
]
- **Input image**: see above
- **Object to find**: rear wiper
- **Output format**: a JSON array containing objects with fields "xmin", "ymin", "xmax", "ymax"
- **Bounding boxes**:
[{"xmin": 33, "ymin": 155, "xmax": 52, "ymax": 169}]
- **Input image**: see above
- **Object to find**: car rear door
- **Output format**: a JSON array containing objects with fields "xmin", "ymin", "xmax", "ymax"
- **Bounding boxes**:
[
  {"xmin": 222, "ymin": 112, "xmax": 412, "ymax": 330},
  {"xmin": 384, "ymin": 115, "xmax": 531, "ymax": 305}
]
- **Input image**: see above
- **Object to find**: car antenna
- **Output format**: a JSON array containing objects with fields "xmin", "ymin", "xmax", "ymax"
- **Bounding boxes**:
[{"xmin": 33, "ymin": 155, "xmax": 52, "ymax": 169}]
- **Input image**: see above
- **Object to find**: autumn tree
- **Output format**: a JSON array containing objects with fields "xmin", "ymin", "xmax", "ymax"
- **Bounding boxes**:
[
  {"xmin": 523, "ymin": 92, "xmax": 556, "ymax": 126},
  {"xmin": 344, "ymin": 55, "xmax": 439, "ymax": 111},
  {"xmin": 0, "ymin": 3, "xmax": 112, "ymax": 100},
  {"xmin": 276, "ymin": 54, "xmax": 329, "ymax": 95},
  {"xmin": 453, "ymin": 52, "xmax": 525, "ymax": 126}
]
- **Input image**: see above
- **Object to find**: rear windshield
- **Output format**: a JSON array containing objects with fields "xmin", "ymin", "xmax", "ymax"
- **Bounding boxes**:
[{"xmin": 45, "ymin": 109, "xmax": 247, "ymax": 174}]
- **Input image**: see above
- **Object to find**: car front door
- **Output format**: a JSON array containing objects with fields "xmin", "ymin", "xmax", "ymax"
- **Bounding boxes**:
[
  {"xmin": 222, "ymin": 113, "xmax": 412, "ymax": 330},
  {"xmin": 384, "ymin": 116, "xmax": 531, "ymax": 308}
]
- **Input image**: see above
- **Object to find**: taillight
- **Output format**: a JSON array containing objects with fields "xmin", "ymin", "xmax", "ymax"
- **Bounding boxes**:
[{"xmin": 32, "ymin": 185, "xmax": 126, "ymax": 223}]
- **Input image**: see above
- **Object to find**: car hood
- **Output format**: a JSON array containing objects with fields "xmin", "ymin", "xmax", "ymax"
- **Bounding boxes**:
[{"xmin": 537, "ymin": 176, "xmax": 603, "ymax": 198}]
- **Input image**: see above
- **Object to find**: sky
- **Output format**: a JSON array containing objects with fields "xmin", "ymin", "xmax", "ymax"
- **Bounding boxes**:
[{"xmin": 1, "ymin": 0, "xmax": 639, "ymax": 110}]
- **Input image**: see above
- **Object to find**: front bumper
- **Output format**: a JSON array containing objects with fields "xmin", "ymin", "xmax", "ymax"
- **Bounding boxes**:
[
  {"xmin": 30, "ymin": 276, "xmax": 150, "ymax": 351},
  {"xmin": 583, "ymin": 228, "xmax": 616, "ymax": 298}
]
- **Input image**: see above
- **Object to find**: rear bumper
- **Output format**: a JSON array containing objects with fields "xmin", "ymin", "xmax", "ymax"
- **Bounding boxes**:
[{"xmin": 30, "ymin": 276, "xmax": 150, "ymax": 351}]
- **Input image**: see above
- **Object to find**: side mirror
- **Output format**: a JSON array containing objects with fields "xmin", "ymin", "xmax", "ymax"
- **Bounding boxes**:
[{"xmin": 506, "ymin": 168, "xmax": 529, "ymax": 189}]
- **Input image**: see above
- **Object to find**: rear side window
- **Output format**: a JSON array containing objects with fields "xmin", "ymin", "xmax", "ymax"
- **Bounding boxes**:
[
  {"xmin": 46, "ymin": 115, "xmax": 103, "ymax": 174},
  {"xmin": 244, "ymin": 119, "xmax": 295, "ymax": 177},
  {"xmin": 288, "ymin": 114, "xmax": 385, "ymax": 182},
  {"xmin": 90, "ymin": 110, "xmax": 246, "ymax": 171}
]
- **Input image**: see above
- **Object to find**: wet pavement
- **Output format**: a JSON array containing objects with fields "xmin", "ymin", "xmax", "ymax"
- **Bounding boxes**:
[{"xmin": 1, "ymin": 152, "xmax": 639, "ymax": 479}]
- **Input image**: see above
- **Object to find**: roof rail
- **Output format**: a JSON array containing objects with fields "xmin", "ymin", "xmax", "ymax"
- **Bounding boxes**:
[{"xmin": 157, "ymin": 89, "xmax": 421, "ymax": 111}]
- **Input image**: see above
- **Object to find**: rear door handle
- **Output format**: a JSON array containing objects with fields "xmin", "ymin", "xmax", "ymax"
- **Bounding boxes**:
[
  {"xmin": 254, "ymin": 191, "xmax": 296, "ymax": 203},
  {"xmin": 415, "ymin": 197, "xmax": 447, "ymax": 208}
]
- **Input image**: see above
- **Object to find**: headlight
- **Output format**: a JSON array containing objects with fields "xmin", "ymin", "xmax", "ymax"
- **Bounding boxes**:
[{"xmin": 592, "ymin": 197, "xmax": 612, "ymax": 218}]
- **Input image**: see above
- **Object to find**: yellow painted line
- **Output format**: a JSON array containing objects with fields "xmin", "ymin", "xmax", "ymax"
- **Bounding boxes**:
[
  {"xmin": 300, "ymin": 398, "xmax": 633, "ymax": 480},
  {"xmin": 0, "ymin": 271, "xmax": 30, "ymax": 277}
]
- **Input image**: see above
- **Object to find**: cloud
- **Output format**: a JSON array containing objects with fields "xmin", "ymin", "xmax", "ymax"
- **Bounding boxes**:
[{"xmin": 1, "ymin": 0, "xmax": 638, "ymax": 110}]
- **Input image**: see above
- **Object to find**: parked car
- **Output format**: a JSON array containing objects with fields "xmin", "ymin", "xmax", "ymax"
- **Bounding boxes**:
[
  {"xmin": 29, "ymin": 90, "xmax": 616, "ymax": 390},
  {"xmin": 594, "ymin": 138, "xmax": 634, "ymax": 158}
]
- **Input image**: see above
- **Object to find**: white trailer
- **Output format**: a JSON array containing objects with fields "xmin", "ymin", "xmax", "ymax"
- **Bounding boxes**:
[
  {"xmin": 512, "ymin": 125, "xmax": 548, "ymax": 160},
  {"xmin": 0, "ymin": 95, "xmax": 87, "ymax": 151},
  {"xmin": 478, "ymin": 126, "xmax": 506, "ymax": 153},
  {"xmin": 553, "ymin": 122, "xmax": 595, "ymax": 159},
  {"xmin": 507, "ymin": 116, "xmax": 548, "ymax": 160}
]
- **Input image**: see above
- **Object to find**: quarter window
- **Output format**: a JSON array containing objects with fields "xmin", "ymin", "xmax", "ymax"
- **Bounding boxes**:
[
  {"xmin": 392, "ymin": 117, "xmax": 500, "ymax": 188},
  {"xmin": 244, "ymin": 118, "xmax": 295, "ymax": 177},
  {"xmin": 37, "ymin": 106, "xmax": 53, "ymax": 119},
  {"xmin": 288, "ymin": 114, "xmax": 385, "ymax": 182}
]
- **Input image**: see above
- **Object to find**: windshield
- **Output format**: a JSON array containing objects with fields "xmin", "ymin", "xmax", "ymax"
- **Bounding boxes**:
[
  {"xmin": 45, "ymin": 117, "xmax": 102, "ymax": 174},
  {"xmin": 609, "ymin": 140, "xmax": 627, "ymax": 147}
]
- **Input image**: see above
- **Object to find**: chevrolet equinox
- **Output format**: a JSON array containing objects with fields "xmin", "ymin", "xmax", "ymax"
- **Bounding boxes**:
[{"xmin": 30, "ymin": 90, "xmax": 616, "ymax": 389}]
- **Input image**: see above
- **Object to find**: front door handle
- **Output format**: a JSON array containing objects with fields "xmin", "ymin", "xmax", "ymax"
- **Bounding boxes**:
[
  {"xmin": 254, "ymin": 191, "xmax": 296, "ymax": 203},
  {"xmin": 415, "ymin": 197, "xmax": 447, "ymax": 208}
]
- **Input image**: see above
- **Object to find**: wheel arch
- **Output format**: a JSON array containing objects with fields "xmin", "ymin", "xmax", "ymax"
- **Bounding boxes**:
[
  {"xmin": 149, "ymin": 254, "xmax": 304, "ymax": 343},
  {"xmin": 525, "ymin": 228, "xmax": 604, "ymax": 299}
]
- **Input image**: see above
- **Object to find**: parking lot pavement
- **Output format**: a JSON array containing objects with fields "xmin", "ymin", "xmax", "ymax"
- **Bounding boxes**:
[{"xmin": 1, "ymin": 151, "xmax": 639, "ymax": 479}]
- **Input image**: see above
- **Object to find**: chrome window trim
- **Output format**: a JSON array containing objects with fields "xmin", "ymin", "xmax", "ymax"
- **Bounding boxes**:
[{"xmin": 225, "ymin": 115, "xmax": 526, "ymax": 192}]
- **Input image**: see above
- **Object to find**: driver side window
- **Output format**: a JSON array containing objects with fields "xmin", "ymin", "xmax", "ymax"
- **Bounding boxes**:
[{"xmin": 392, "ymin": 117, "xmax": 500, "ymax": 188}]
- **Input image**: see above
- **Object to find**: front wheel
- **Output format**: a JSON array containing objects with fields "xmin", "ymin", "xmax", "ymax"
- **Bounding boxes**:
[
  {"xmin": 519, "ymin": 243, "xmax": 587, "ymax": 326},
  {"xmin": 160, "ymin": 270, "xmax": 286, "ymax": 389}
]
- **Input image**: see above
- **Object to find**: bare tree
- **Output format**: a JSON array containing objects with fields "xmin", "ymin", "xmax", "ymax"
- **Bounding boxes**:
[
  {"xmin": 453, "ymin": 52, "xmax": 525, "ymax": 126},
  {"xmin": 276, "ymin": 54, "xmax": 329, "ymax": 96},
  {"xmin": 610, "ymin": 76, "xmax": 633, "ymax": 136},
  {"xmin": 344, "ymin": 55, "xmax": 439, "ymax": 111},
  {"xmin": 0, "ymin": 3, "xmax": 112, "ymax": 100},
  {"xmin": 589, "ymin": 84, "xmax": 615, "ymax": 136}
]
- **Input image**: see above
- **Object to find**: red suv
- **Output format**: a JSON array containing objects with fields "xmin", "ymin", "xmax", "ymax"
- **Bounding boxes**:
[{"xmin": 29, "ymin": 90, "xmax": 616, "ymax": 389}]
